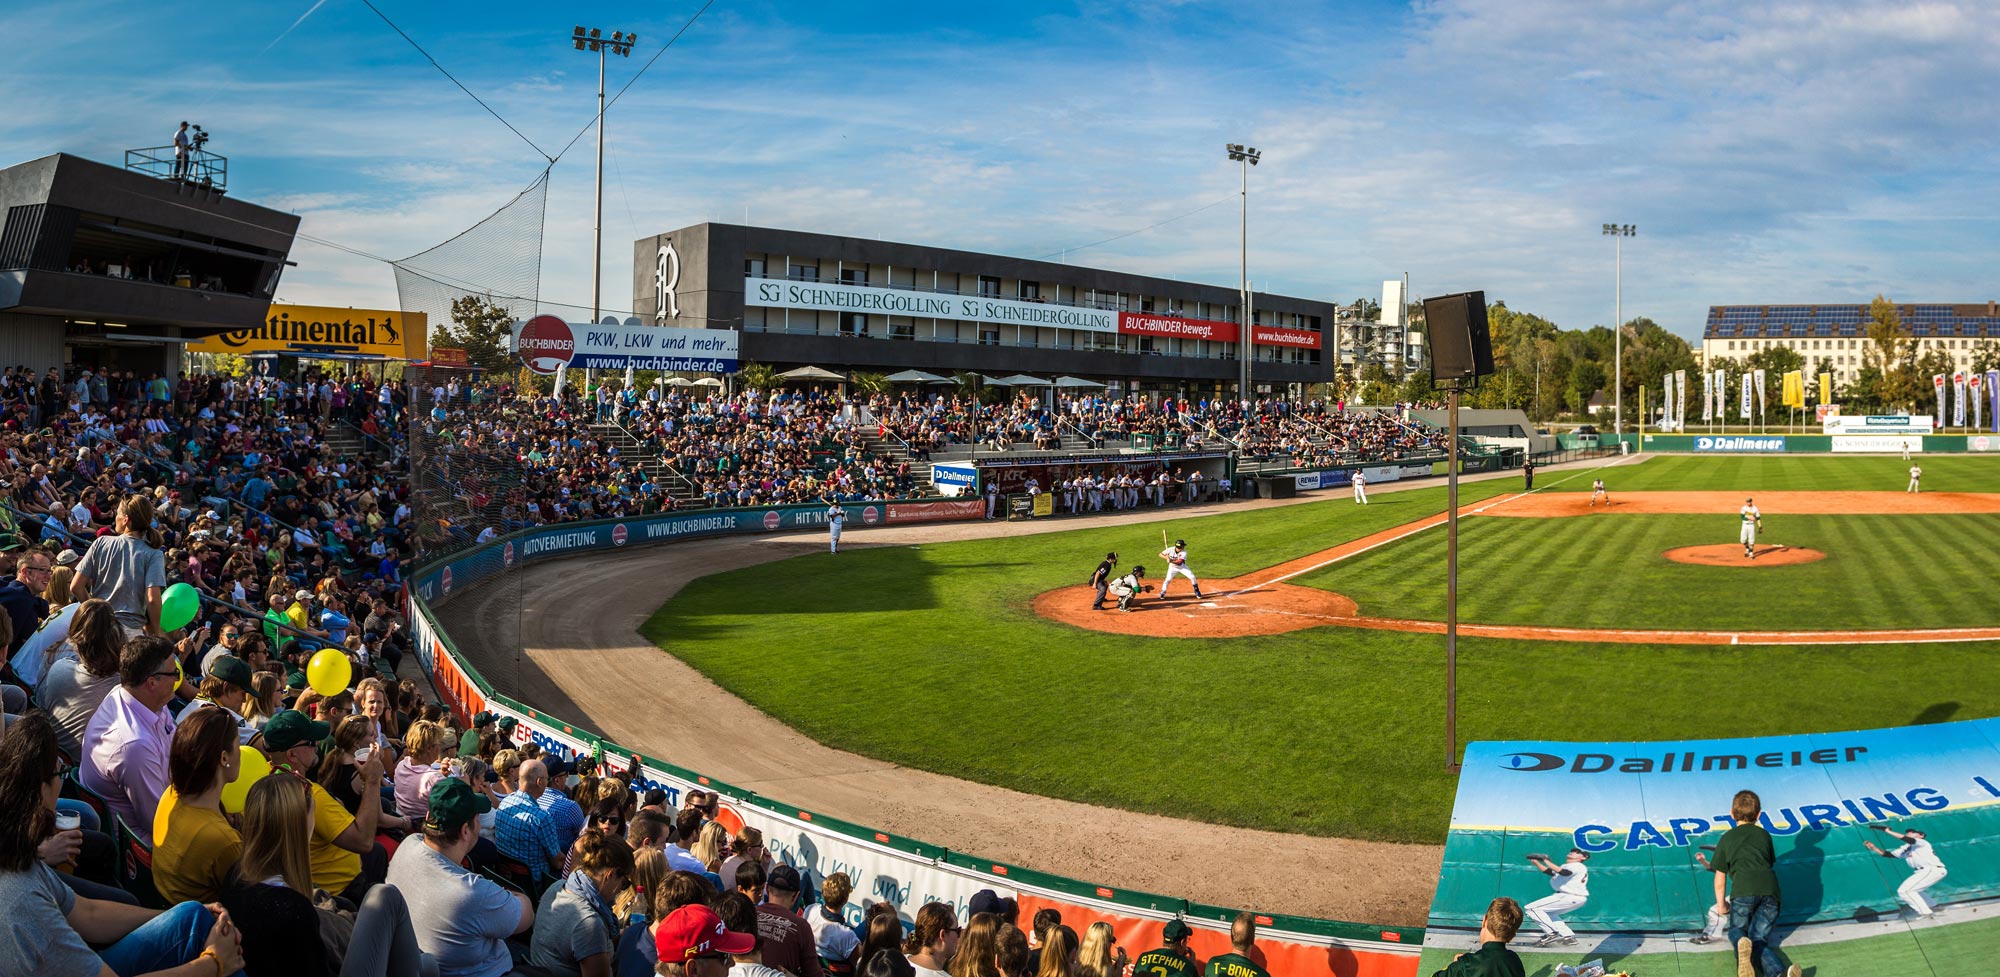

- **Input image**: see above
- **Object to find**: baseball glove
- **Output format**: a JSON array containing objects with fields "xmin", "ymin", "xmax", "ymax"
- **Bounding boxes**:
[{"xmin": 1525, "ymin": 852, "xmax": 1550, "ymax": 862}]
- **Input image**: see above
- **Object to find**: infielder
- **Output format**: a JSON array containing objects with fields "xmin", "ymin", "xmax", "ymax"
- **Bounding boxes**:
[
  {"xmin": 1522, "ymin": 849, "xmax": 1589, "ymax": 947},
  {"xmin": 1089, "ymin": 551, "xmax": 1118, "ymax": 610},
  {"xmin": 1865, "ymin": 825, "xmax": 1947, "ymax": 917},
  {"xmin": 1158, "ymin": 539, "xmax": 1205, "ymax": 600},
  {"xmin": 1589, "ymin": 478, "xmax": 1607, "ymax": 507},
  {"xmin": 1907, "ymin": 464, "xmax": 1922, "ymax": 494},
  {"xmin": 1739, "ymin": 497, "xmax": 1761, "ymax": 559},
  {"xmin": 1901, "ymin": 439, "xmax": 1912, "ymax": 461},
  {"xmin": 1108, "ymin": 565, "xmax": 1148, "ymax": 612},
  {"xmin": 825, "ymin": 501, "xmax": 845, "ymax": 554},
  {"xmin": 1351, "ymin": 469, "xmax": 1368, "ymax": 504}
]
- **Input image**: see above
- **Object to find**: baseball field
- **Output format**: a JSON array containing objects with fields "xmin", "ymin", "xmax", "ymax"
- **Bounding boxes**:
[{"xmin": 642, "ymin": 455, "xmax": 2000, "ymax": 844}]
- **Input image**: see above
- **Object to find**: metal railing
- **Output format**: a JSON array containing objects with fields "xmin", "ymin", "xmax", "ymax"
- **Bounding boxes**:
[{"xmin": 125, "ymin": 144, "xmax": 228, "ymax": 190}]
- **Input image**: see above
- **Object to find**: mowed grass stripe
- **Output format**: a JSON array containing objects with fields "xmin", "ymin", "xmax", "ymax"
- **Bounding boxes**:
[{"xmin": 1548, "ymin": 454, "xmax": 1992, "ymax": 494}]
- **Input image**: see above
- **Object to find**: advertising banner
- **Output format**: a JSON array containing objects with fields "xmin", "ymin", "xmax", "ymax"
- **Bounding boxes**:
[
  {"xmin": 1782, "ymin": 370, "xmax": 1805, "ymax": 410},
  {"xmin": 745, "ymin": 277, "xmax": 1121, "ymax": 333},
  {"xmin": 1421, "ymin": 720, "xmax": 2000, "ymax": 973},
  {"xmin": 1658, "ymin": 373, "xmax": 1673, "ymax": 431},
  {"xmin": 1822, "ymin": 415, "xmax": 1934, "ymax": 436},
  {"xmin": 885, "ymin": 499, "xmax": 985, "ymax": 523},
  {"xmin": 1972, "ymin": 374, "xmax": 1983, "ymax": 431},
  {"xmin": 1819, "ymin": 372, "xmax": 1833, "ymax": 407},
  {"xmin": 929, "ymin": 462, "xmax": 979, "ymax": 496},
  {"xmin": 1251, "ymin": 324, "xmax": 1323, "ymax": 349},
  {"xmin": 1952, "ymin": 372, "xmax": 1968, "ymax": 427},
  {"xmin": 1694, "ymin": 435, "xmax": 1787, "ymax": 453},
  {"xmin": 1714, "ymin": 369, "xmax": 1727, "ymax": 422},
  {"xmin": 1117, "ymin": 312, "xmax": 1238, "ymax": 343},
  {"xmin": 1934, "ymin": 374, "xmax": 1948, "ymax": 429},
  {"xmin": 514, "ymin": 315, "xmax": 739, "ymax": 375},
  {"xmin": 1739, "ymin": 374, "xmax": 1752, "ymax": 419},
  {"xmin": 1830, "ymin": 436, "xmax": 1924, "ymax": 454},
  {"xmin": 1989, "ymin": 370, "xmax": 1999, "ymax": 432},
  {"xmin": 1753, "ymin": 368, "xmax": 1767, "ymax": 417},
  {"xmin": 1674, "ymin": 369, "xmax": 1686, "ymax": 427},
  {"xmin": 187, "ymin": 303, "xmax": 427, "ymax": 359},
  {"xmin": 427, "ymin": 346, "xmax": 471, "ymax": 367},
  {"xmin": 1702, "ymin": 370, "xmax": 1714, "ymax": 422}
]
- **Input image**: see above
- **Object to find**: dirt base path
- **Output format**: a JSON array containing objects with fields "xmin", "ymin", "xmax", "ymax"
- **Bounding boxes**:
[{"xmin": 431, "ymin": 461, "xmax": 1611, "ymax": 927}]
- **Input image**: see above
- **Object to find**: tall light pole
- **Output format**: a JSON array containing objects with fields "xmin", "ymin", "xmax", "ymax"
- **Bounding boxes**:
[
  {"xmin": 573, "ymin": 25, "xmax": 636, "ymax": 383},
  {"xmin": 1602, "ymin": 223, "xmax": 1635, "ymax": 438},
  {"xmin": 1228, "ymin": 144, "xmax": 1260, "ymax": 404}
]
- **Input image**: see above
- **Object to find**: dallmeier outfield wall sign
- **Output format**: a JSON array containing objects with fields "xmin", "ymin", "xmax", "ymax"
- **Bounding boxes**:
[{"xmin": 745, "ymin": 277, "xmax": 1121, "ymax": 332}]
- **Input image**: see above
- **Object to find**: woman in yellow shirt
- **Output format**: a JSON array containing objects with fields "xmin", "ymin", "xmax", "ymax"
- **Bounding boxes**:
[{"xmin": 152, "ymin": 706, "xmax": 244, "ymax": 904}]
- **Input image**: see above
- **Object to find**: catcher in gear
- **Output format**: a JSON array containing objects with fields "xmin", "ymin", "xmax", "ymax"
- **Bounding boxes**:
[{"xmin": 1109, "ymin": 566, "xmax": 1150, "ymax": 611}]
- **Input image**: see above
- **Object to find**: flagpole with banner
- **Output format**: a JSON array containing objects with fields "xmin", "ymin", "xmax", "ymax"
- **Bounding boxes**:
[
  {"xmin": 1702, "ymin": 370, "xmax": 1714, "ymax": 428},
  {"xmin": 1739, "ymin": 373, "xmax": 1752, "ymax": 423},
  {"xmin": 1753, "ymin": 368, "xmax": 1768, "ymax": 433},
  {"xmin": 1952, "ymin": 371, "xmax": 1968, "ymax": 430},
  {"xmin": 1934, "ymin": 374, "xmax": 1948, "ymax": 431},
  {"xmin": 1973, "ymin": 373, "xmax": 1985, "ymax": 432}
]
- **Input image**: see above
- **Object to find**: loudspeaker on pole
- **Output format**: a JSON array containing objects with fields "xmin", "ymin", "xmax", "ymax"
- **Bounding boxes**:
[{"xmin": 1424, "ymin": 290, "xmax": 1493, "ymax": 383}]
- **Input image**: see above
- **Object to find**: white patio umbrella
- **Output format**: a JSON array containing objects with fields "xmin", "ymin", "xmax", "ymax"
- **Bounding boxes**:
[
  {"xmin": 996, "ymin": 374, "xmax": 1052, "ymax": 386},
  {"xmin": 884, "ymin": 369, "xmax": 948, "ymax": 383},
  {"xmin": 1053, "ymin": 376, "xmax": 1105, "ymax": 388},
  {"xmin": 779, "ymin": 365, "xmax": 845, "ymax": 381},
  {"xmin": 691, "ymin": 377, "xmax": 725, "ymax": 387}
]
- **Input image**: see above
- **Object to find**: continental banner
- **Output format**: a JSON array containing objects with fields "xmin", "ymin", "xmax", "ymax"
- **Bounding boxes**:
[
  {"xmin": 1421, "ymin": 722, "xmax": 2000, "ymax": 974},
  {"xmin": 188, "ymin": 303, "xmax": 427, "ymax": 358}
]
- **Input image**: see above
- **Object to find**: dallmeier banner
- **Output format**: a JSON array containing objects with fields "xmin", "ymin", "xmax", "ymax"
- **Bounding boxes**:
[
  {"xmin": 1421, "ymin": 721, "xmax": 2000, "ymax": 972},
  {"xmin": 513, "ymin": 315, "xmax": 739, "ymax": 375},
  {"xmin": 188, "ymin": 303, "xmax": 426, "ymax": 358},
  {"xmin": 746, "ymin": 277, "xmax": 1120, "ymax": 333},
  {"xmin": 1693, "ymin": 435, "xmax": 1786, "ymax": 452}
]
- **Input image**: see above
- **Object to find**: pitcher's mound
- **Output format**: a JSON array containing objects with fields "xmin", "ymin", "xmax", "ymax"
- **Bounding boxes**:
[{"xmin": 1664, "ymin": 544, "xmax": 1826, "ymax": 567}]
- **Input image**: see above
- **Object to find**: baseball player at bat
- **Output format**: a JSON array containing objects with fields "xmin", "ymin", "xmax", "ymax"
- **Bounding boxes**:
[
  {"xmin": 1159, "ymin": 537, "xmax": 1205, "ymax": 600},
  {"xmin": 1522, "ymin": 849, "xmax": 1589, "ymax": 947},
  {"xmin": 1865, "ymin": 825, "xmax": 1948, "ymax": 917},
  {"xmin": 1739, "ymin": 497, "xmax": 1762, "ymax": 559}
]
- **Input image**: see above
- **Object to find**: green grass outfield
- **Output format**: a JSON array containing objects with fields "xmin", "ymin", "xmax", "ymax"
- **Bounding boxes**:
[
  {"xmin": 643, "ymin": 456, "xmax": 2000, "ymax": 843},
  {"xmin": 1416, "ymin": 914, "xmax": 2000, "ymax": 977},
  {"xmin": 1555, "ymin": 453, "xmax": 1993, "ymax": 493}
]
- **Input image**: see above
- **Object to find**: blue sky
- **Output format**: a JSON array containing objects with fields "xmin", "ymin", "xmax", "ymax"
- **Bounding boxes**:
[{"xmin": 7, "ymin": 0, "xmax": 2000, "ymax": 339}]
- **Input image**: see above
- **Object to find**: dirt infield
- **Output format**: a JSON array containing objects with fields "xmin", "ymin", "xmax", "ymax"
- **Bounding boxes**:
[
  {"xmin": 1664, "ymin": 544, "xmax": 1826, "ymax": 567},
  {"xmin": 1033, "ymin": 488, "xmax": 2000, "ymax": 644},
  {"xmin": 1486, "ymin": 490, "xmax": 2000, "ymax": 518}
]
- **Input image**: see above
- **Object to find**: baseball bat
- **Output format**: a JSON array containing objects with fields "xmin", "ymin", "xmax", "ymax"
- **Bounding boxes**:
[{"xmin": 1163, "ymin": 528, "xmax": 1169, "ymax": 549}]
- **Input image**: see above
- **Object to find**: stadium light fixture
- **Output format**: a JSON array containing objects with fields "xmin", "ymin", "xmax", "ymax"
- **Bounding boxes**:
[
  {"xmin": 569, "ymin": 25, "xmax": 637, "ymax": 388},
  {"xmin": 1227, "ymin": 144, "xmax": 1262, "ymax": 403},
  {"xmin": 1603, "ymin": 223, "xmax": 1636, "ymax": 440}
]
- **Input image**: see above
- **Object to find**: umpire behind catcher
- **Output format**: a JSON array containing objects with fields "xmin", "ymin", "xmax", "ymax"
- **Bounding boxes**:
[{"xmin": 1090, "ymin": 552, "xmax": 1118, "ymax": 610}]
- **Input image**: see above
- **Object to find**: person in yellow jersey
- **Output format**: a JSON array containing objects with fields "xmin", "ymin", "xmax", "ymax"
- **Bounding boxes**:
[
  {"xmin": 1133, "ymin": 919, "xmax": 1199, "ymax": 977},
  {"xmin": 1201, "ymin": 913, "xmax": 1269, "ymax": 977}
]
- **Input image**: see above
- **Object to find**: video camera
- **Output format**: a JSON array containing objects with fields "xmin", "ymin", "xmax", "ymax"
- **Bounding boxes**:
[{"xmin": 188, "ymin": 124, "xmax": 209, "ymax": 151}]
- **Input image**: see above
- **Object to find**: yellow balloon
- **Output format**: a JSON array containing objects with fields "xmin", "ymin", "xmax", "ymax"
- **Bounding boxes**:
[
  {"xmin": 221, "ymin": 745, "xmax": 270, "ymax": 814},
  {"xmin": 306, "ymin": 649, "xmax": 352, "ymax": 697}
]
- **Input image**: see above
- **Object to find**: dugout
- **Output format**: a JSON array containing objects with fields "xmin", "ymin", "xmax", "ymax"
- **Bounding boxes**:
[{"xmin": 981, "ymin": 448, "xmax": 1231, "ymax": 517}]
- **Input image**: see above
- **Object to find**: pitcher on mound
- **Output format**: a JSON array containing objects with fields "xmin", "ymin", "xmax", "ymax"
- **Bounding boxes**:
[{"xmin": 1739, "ymin": 498, "xmax": 1762, "ymax": 559}]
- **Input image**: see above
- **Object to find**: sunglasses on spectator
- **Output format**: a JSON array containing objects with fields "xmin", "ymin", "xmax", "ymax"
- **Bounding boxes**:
[{"xmin": 593, "ymin": 814, "xmax": 624, "ymax": 828}]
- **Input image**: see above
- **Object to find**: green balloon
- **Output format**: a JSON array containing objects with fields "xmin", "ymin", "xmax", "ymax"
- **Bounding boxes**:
[{"xmin": 161, "ymin": 582, "xmax": 200, "ymax": 632}]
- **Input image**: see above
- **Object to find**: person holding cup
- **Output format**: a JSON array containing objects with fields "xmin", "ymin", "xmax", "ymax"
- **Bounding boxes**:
[{"xmin": 152, "ymin": 706, "xmax": 244, "ymax": 904}]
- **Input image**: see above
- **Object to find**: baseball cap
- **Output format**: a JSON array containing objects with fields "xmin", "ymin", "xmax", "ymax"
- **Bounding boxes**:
[
  {"xmin": 262, "ymin": 709, "xmax": 330, "ymax": 751},
  {"xmin": 657, "ymin": 904, "xmax": 756, "ymax": 962},
  {"xmin": 207, "ymin": 656, "xmax": 255, "ymax": 695},
  {"xmin": 294, "ymin": 589, "xmax": 313, "ymax": 602},
  {"xmin": 768, "ymin": 864, "xmax": 802, "ymax": 892},
  {"xmin": 497, "ymin": 716, "xmax": 518, "ymax": 733},
  {"xmin": 968, "ymin": 889, "xmax": 1004, "ymax": 917},
  {"xmin": 1162, "ymin": 920, "xmax": 1194, "ymax": 942},
  {"xmin": 55, "ymin": 549, "xmax": 79, "ymax": 567},
  {"xmin": 471, "ymin": 711, "xmax": 496, "ymax": 728},
  {"xmin": 425, "ymin": 777, "xmax": 492, "ymax": 831}
]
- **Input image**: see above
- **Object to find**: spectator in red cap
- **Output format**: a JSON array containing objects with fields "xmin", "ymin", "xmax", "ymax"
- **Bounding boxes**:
[{"xmin": 656, "ymin": 903, "xmax": 754, "ymax": 977}]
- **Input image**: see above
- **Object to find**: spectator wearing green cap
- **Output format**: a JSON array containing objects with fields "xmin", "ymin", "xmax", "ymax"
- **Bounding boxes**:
[
  {"xmin": 386, "ymin": 777, "xmax": 533, "ymax": 977},
  {"xmin": 460, "ymin": 711, "xmax": 495, "ymax": 761},
  {"xmin": 260, "ymin": 708, "xmax": 388, "ymax": 903},
  {"xmin": 1133, "ymin": 920, "xmax": 1200, "ymax": 977}
]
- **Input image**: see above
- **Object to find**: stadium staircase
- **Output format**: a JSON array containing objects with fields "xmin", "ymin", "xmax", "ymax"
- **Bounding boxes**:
[{"xmin": 587, "ymin": 421, "xmax": 712, "ymax": 509}]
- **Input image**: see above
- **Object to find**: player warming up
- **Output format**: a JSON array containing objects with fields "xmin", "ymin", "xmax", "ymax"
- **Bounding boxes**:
[
  {"xmin": 1522, "ymin": 850, "xmax": 1589, "ymax": 947},
  {"xmin": 1351, "ymin": 469, "xmax": 1369, "ymax": 504},
  {"xmin": 1109, "ymin": 565, "xmax": 1149, "ymax": 612},
  {"xmin": 1159, "ymin": 537, "xmax": 1205, "ymax": 599},
  {"xmin": 1865, "ymin": 825, "xmax": 1948, "ymax": 917},
  {"xmin": 1739, "ymin": 497, "xmax": 1761, "ymax": 559},
  {"xmin": 1589, "ymin": 478, "xmax": 1607, "ymax": 506},
  {"xmin": 825, "ymin": 501, "xmax": 845, "ymax": 553},
  {"xmin": 1907, "ymin": 464, "xmax": 1922, "ymax": 494}
]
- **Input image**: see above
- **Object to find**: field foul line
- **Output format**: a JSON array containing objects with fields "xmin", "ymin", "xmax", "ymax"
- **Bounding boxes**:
[{"xmin": 1225, "ymin": 453, "xmax": 1645, "ymax": 594}]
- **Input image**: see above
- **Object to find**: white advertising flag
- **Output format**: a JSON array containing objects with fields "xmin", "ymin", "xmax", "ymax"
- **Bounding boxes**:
[
  {"xmin": 1675, "ymin": 369, "xmax": 1688, "ymax": 426},
  {"xmin": 1934, "ymin": 374, "xmax": 1948, "ymax": 429},
  {"xmin": 1753, "ymin": 369, "xmax": 1767, "ymax": 417},
  {"xmin": 1740, "ymin": 374, "xmax": 1752, "ymax": 419},
  {"xmin": 1953, "ymin": 372, "xmax": 1968, "ymax": 427},
  {"xmin": 1973, "ymin": 373, "xmax": 1984, "ymax": 431},
  {"xmin": 1702, "ymin": 370, "xmax": 1714, "ymax": 422},
  {"xmin": 1716, "ymin": 368, "xmax": 1728, "ymax": 421}
]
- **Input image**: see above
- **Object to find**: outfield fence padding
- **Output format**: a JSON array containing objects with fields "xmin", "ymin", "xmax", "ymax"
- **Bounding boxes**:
[{"xmin": 406, "ymin": 499, "xmax": 1424, "ymax": 976}]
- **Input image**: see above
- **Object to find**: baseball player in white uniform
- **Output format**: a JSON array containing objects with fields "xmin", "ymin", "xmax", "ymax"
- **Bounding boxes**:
[
  {"xmin": 1351, "ymin": 469, "xmax": 1368, "ymax": 504},
  {"xmin": 1158, "ymin": 539, "xmax": 1205, "ymax": 600},
  {"xmin": 1866, "ymin": 826, "xmax": 1947, "ymax": 916},
  {"xmin": 1739, "ymin": 498, "xmax": 1761, "ymax": 559},
  {"xmin": 1907, "ymin": 464, "xmax": 1922, "ymax": 494},
  {"xmin": 825, "ymin": 502, "xmax": 845, "ymax": 553},
  {"xmin": 985, "ymin": 481, "xmax": 1000, "ymax": 520},
  {"xmin": 1109, "ymin": 565, "xmax": 1148, "ymax": 611},
  {"xmin": 1523, "ymin": 849, "xmax": 1589, "ymax": 946},
  {"xmin": 1589, "ymin": 478, "xmax": 1607, "ymax": 506},
  {"xmin": 1901, "ymin": 439, "xmax": 1912, "ymax": 461}
]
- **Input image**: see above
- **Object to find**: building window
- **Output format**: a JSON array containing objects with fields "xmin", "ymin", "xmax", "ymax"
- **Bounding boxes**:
[
  {"xmin": 979, "ymin": 275, "xmax": 1001, "ymax": 298},
  {"xmin": 842, "ymin": 313, "xmax": 867, "ymax": 337},
  {"xmin": 789, "ymin": 264, "xmax": 818, "ymax": 281},
  {"xmin": 745, "ymin": 258, "xmax": 766, "ymax": 279},
  {"xmin": 979, "ymin": 328, "xmax": 1000, "ymax": 345},
  {"xmin": 841, "ymin": 267, "xmax": 868, "ymax": 286},
  {"xmin": 1017, "ymin": 279, "xmax": 1040, "ymax": 300},
  {"xmin": 888, "ymin": 319, "xmax": 914, "ymax": 340}
]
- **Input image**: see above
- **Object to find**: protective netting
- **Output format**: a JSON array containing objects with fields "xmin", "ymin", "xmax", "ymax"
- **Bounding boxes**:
[{"xmin": 391, "ymin": 169, "xmax": 551, "ymax": 332}]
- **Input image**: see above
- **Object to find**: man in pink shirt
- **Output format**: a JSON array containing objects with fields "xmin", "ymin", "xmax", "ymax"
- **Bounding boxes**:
[{"xmin": 79, "ymin": 635, "xmax": 180, "ymax": 835}]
